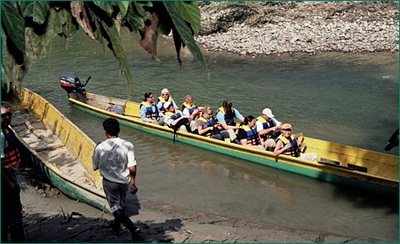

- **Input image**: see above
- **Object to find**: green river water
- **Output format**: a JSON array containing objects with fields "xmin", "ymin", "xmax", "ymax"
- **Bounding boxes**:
[{"xmin": 6, "ymin": 30, "xmax": 399, "ymax": 241}]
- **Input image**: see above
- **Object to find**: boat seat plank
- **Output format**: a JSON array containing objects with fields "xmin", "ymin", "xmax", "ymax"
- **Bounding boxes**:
[
  {"xmin": 347, "ymin": 163, "xmax": 368, "ymax": 173},
  {"xmin": 319, "ymin": 158, "xmax": 340, "ymax": 165},
  {"xmin": 37, "ymin": 147, "xmax": 97, "ymax": 188},
  {"xmin": 35, "ymin": 144, "xmax": 65, "ymax": 152},
  {"xmin": 124, "ymin": 101, "xmax": 140, "ymax": 117},
  {"xmin": 18, "ymin": 128, "xmax": 63, "ymax": 151},
  {"xmin": 318, "ymin": 160, "xmax": 350, "ymax": 170}
]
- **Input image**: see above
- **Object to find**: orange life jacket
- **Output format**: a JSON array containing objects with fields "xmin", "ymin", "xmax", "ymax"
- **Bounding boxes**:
[{"xmin": 2, "ymin": 127, "xmax": 21, "ymax": 169}]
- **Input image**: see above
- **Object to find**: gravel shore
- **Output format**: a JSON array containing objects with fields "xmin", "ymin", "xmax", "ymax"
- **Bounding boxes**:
[{"xmin": 196, "ymin": 2, "xmax": 399, "ymax": 56}]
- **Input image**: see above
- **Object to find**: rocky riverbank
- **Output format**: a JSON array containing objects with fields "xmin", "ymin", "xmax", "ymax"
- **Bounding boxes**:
[{"xmin": 196, "ymin": 2, "xmax": 399, "ymax": 56}]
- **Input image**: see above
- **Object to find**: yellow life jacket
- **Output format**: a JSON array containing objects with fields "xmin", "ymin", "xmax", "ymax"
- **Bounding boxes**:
[
  {"xmin": 181, "ymin": 102, "xmax": 197, "ymax": 115},
  {"xmin": 158, "ymin": 95, "xmax": 173, "ymax": 103},
  {"xmin": 277, "ymin": 134, "xmax": 299, "ymax": 156},
  {"xmin": 165, "ymin": 109, "xmax": 182, "ymax": 120},
  {"xmin": 158, "ymin": 95, "xmax": 174, "ymax": 113},
  {"xmin": 198, "ymin": 116, "xmax": 217, "ymax": 136}
]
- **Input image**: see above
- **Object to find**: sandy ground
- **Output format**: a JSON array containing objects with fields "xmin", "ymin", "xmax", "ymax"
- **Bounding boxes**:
[{"xmin": 16, "ymin": 167, "xmax": 381, "ymax": 243}]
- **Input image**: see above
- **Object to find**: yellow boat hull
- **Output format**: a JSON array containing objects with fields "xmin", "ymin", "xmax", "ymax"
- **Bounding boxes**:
[
  {"xmin": 68, "ymin": 92, "xmax": 398, "ymax": 196},
  {"xmin": 13, "ymin": 88, "xmax": 109, "ymax": 213}
]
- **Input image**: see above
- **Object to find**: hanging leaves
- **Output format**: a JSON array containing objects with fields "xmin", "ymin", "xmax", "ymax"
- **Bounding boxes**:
[
  {"xmin": 164, "ymin": 2, "xmax": 209, "ymax": 74},
  {"xmin": 173, "ymin": 2, "xmax": 201, "ymax": 35},
  {"xmin": 19, "ymin": 1, "xmax": 50, "ymax": 25},
  {"xmin": 70, "ymin": 2, "xmax": 96, "ymax": 39},
  {"xmin": 1, "ymin": 2, "xmax": 26, "ymax": 54},
  {"xmin": 139, "ymin": 12, "xmax": 159, "ymax": 60},
  {"xmin": 98, "ymin": 19, "xmax": 134, "ymax": 99},
  {"xmin": 1, "ymin": 1, "xmax": 209, "ymax": 98}
]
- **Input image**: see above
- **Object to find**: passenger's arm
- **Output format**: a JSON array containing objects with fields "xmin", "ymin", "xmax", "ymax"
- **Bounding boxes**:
[
  {"xmin": 198, "ymin": 125, "xmax": 213, "ymax": 135},
  {"xmin": 216, "ymin": 113, "xmax": 238, "ymax": 130},
  {"xmin": 189, "ymin": 109, "xmax": 199, "ymax": 121},
  {"xmin": 172, "ymin": 100, "xmax": 179, "ymax": 109},
  {"xmin": 235, "ymin": 109, "xmax": 245, "ymax": 123},
  {"xmin": 140, "ymin": 106, "xmax": 152, "ymax": 122},
  {"xmin": 170, "ymin": 114, "xmax": 189, "ymax": 126},
  {"xmin": 274, "ymin": 140, "xmax": 291, "ymax": 156},
  {"xmin": 237, "ymin": 130, "xmax": 247, "ymax": 146}
]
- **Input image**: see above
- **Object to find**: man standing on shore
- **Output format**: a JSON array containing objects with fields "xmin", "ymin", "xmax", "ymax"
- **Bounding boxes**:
[
  {"xmin": 92, "ymin": 118, "xmax": 139, "ymax": 241},
  {"xmin": 1, "ymin": 102, "xmax": 25, "ymax": 242}
]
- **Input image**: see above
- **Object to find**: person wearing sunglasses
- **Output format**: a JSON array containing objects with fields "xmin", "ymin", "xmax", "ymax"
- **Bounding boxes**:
[
  {"xmin": 197, "ymin": 106, "xmax": 230, "ymax": 140},
  {"xmin": 157, "ymin": 88, "xmax": 178, "ymax": 114},
  {"xmin": 274, "ymin": 123, "xmax": 317, "ymax": 161},
  {"xmin": 140, "ymin": 92, "xmax": 164, "ymax": 125},
  {"xmin": 181, "ymin": 95, "xmax": 203, "ymax": 121},
  {"xmin": 1, "ymin": 102, "xmax": 25, "ymax": 242}
]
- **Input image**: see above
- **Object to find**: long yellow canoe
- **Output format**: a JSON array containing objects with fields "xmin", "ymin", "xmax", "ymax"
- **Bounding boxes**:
[
  {"xmin": 12, "ymin": 88, "xmax": 110, "ymax": 213},
  {"xmin": 68, "ymin": 92, "xmax": 398, "ymax": 197}
]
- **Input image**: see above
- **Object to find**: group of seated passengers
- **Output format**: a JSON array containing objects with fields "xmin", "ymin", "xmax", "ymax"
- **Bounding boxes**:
[{"xmin": 139, "ymin": 88, "xmax": 317, "ymax": 160}]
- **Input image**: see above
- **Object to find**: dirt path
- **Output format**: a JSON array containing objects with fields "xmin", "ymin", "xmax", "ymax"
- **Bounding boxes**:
[{"xmin": 18, "ymin": 167, "xmax": 380, "ymax": 243}]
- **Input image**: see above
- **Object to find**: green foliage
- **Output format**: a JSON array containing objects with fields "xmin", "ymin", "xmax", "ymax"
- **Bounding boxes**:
[
  {"xmin": 19, "ymin": 1, "xmax": 50, "ymax": 25},
  {"xmin": 48, "ymin": 8, "xmax": 78, "ymax": 39},
  {"xmin": 164, "ymin": 2, "xmax": 208, "ymax": 74},
  {"xmin": 1, "ymin": 1, "xmax": 208, "ymax": 98},
  {"xmin": 123, "ymin": 2, "xmax": 152, "ymax": 32},
  {"xmin": 173, "ymin": 2, "xmax": 201, "ymax": 35},
  {"xmin": 98, "ymin": 15, "xmax": 134, "ymax": 98},
  {"xmin": 116, "ymin": 2, "xmax": 130, "ymax": 19},
  {"xmin": 2, "ymin": 2, "xmax": 25, "ymax": 54}
]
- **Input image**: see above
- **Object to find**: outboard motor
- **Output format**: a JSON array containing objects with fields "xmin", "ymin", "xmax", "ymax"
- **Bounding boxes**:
[{"xmin": 60, "ymin": 74, "xmax": 91, "ymax": 103}]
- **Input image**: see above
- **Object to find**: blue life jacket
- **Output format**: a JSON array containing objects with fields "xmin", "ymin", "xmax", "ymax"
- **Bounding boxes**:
[
  {"xmin": 216, "ymin": 107, "xmax": 236, "ymax": 126},
  {"xmin": 240, "ymin": 125, "xmax": 259, "ymax": 145},
  {"xmin": 257, "ymin": 116, "xmax": 274, "ymax": 129},
  {"xmin": 165, "ymin": 110, "xmax": 182, "ymax": 120},
  {"xmin": 140, "ymin": 101, "xmax": 159, "ymax": 118},
  {"xmin": 198, "ymin": 116, "xmax": 216, "ymax": 127}
]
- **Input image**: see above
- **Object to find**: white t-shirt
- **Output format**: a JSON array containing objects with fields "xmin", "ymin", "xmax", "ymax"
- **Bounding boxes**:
[
  {"xmin": 92, "ymin": 137, "xmax": 136, "ymax": 184},
  {"xmin": 256, "ymin": 118, "xmax": 281, "ymax": 133}
]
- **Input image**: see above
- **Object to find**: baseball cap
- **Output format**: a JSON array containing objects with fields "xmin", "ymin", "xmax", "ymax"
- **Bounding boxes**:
[
  {"xmin": 282, "ymin": 123, "xmax": 292, "ymax": 130},
  {"xmin": 262, "ymin": 108, "xmax": 274, "ymax": 118},
  {"xmin": 164, "ymin": 101, "xmax": 172, "ymax": 109}
]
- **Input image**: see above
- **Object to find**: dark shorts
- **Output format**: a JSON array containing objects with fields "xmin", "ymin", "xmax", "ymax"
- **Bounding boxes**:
[
  {"xmin": 102, "ymin": 178, "xmax": 129, "ymax": 213},
  {"xmin": 1, "ymin": 170, "xmax": 23, "ymax": 227}
]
